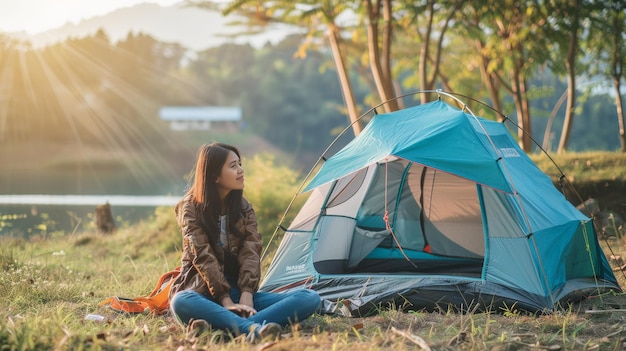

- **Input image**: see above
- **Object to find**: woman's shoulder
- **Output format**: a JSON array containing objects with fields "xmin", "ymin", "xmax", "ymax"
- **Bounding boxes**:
[
  {"xmin": 176, "ymin": 194, "xmax": 190, "ymax": 208},
  {"xmin": 240, "ymin": 196, "xmax": 253, "ymax": 211},
  {"xmin": 175, "ymin": 195, "xmax": 200, "ymax": 215}
]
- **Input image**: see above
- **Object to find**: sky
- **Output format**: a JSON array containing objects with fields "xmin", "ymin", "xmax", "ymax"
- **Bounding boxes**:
[{"xmin": 0, "ymin": 0, "xmax": 181, "ymax": 34}]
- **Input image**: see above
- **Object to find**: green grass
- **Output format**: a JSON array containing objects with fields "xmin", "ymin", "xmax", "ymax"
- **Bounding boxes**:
[
  {"xmin": 1, "ymin": 207, "xmax": 626, "ymax": 350},
  {"xmin": 530, "ymin": 151, "xmax": 626, "ymax": 182},
  {"xmin": 2, "ymin": 151, "xmax": 626, "ymax": 350}
]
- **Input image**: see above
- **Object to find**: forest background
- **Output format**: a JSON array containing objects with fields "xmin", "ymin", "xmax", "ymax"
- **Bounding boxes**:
[
  {"xmin": 1, "ymin": 0, "xmax": 626, "ymax": 236},
  {"xmin": 3, "ymin": 2, "xmax": 626, "ymax": 349}
]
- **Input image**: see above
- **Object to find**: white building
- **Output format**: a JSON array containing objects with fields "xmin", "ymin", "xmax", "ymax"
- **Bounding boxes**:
[{"xmin": 159, "ymin": 106, "xmax": 242, "ymax": 131}]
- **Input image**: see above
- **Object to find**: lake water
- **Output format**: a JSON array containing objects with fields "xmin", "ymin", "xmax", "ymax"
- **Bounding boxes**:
[
  {"xmin": 0, "ymin": 195, "xmax": 181, "ymax": 237},
  {"xmin": 0, "ymin": 194, "xmax": 180, "ymax": 206}
]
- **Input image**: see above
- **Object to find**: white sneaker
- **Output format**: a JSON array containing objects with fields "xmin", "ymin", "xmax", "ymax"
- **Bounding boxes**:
[
  {"xmin": 186, "ymin": 319, "xmax": 209, "ymax": 337},
  {"xmin": 246, "ymin": 322, "xmax": 281, "ymax": 343}
]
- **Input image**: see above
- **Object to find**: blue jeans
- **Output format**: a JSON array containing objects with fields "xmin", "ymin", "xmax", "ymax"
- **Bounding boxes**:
[{"xmin": 170, "ymin": 287, "xmax": 321, "ymax": 335}]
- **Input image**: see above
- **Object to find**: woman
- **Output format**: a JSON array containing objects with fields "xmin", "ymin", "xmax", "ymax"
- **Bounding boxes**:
[{"xmin": 169, "ymin": 142, "xmax": 321, "ymax": 343}]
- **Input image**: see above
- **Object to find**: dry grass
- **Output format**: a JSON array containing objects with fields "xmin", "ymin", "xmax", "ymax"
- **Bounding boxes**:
[{"xmin": 1, "ymin": 209, "xmax": 626, "ymax": 351}]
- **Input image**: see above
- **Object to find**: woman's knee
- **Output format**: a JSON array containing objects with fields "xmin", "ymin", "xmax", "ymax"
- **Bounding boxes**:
[
  {"xmin": 170, "ymin": 290, "xmax": 200, "ymax": 314},
  {"xmin": 294, "ymin": 289, "xmax": 322, "ymax": 310}
]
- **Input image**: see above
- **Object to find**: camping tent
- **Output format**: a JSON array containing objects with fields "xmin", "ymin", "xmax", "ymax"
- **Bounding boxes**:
[{"xmin": 259, "ymin": 98, "xmax": 620, "ymax": 315}]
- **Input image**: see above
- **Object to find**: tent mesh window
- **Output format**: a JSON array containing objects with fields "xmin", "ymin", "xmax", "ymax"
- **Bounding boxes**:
[{"xmin": 350, "ymin": 160, "xmax": 484, "ymax": 276}]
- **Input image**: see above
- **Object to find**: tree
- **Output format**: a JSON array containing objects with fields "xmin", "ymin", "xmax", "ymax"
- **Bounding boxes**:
[
  {"xmin": 196, "ymin": 0, "xmax": 438, "ymax": 132},
  {"xmin": 211, "ymin": 0, "xmax": 364, "ymax": 135},
  {"xmin": 586, "ymin": 0, "xmax": 626, "ymax": 152},
  {"xmin": 461, "ymin": 0, "xmax": 551, "ymax": 152},
  {"xmin": 362, "ymin": 0, "xmax": 398, "ymax": 111},
  {"xmin": 395, "ymin": 1, "xmax": 466, "ymax": 104},
  {"xmin": 315, "ymin": 1, "xmax": 363, "ymax": 132},
  {"xmin": 457, "ymin": 1, "xmax": 504, "ymax": 115},
  {"xmin": 238, "ymin": 36, "xmax": 348, "ymax": 160},
  {"xmin": 545, "ymin": 0, "xmax": 588, "ymax": 154},
  {"xmin": 189, "ymin": 43, "xmax": 257, "ymax": 105}
]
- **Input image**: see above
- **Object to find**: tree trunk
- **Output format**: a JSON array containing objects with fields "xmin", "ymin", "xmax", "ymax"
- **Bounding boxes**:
[
  {"xmin": 418, "ymin": 0, "xmax": 463, "ymax": 104},
  {"xmin": 542, "ymin": 89, "xmax": 568, "ymax": 151},
  {"xmin": 327, "ymin": 25, "xmax": 362, "ymax": 136},
  {"xmin": 418, "ymin": 1, "xmax": 435, "ymax": 104},
  {"xmin": 475, "ymin": 40, "xmax": 503, "ymax": 119},
  {"xmin": 364, "ymin": 0, "xmax": 398, "ymax": 112},
  {"xmin": 520, "ymin": 81, "xmax": 532, "ymax": 152},
  {"xmin": 610, "ymin": 1, "xmax": 626, "ymax": 152},
  {"xmin": 557, "ymin": 4, "xmax": 579, "ymax": 155},
  {"xmin": 510, "ymin": 64, "xmax": 532, "ymax": 152},
  {"xmin": 614, "ymin": 78, "xmax": 626, "ymax": 152},
  {"xmin": 95, "ymin": 202, "xmax": 116, "ymax": 235},
  {"xmin": 556, "ymin": 67, "xmax": 576, "ymax": 154}
]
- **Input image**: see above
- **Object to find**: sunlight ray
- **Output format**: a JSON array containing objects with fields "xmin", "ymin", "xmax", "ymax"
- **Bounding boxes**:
[
  {"xmin": 36, "ymin": 40, "xmax": 198, "ymax": 192},
  {"xmin": 16, "ymin": 50, "xmax": 41, "ymax": 141},
  {"xmin": 58, "ymin": 43, "xmax": 185, "ymax": 183},
  {"xmin": 0, "ymin": 67, "xmax": 11, "ymax": 142},
  {"xmin": 30, "ymin": 49, "xmax": 116, "ymax": 193},
  {"xmin": 3, "ymin": 34, "xmax": 226, "ymax": 196}
]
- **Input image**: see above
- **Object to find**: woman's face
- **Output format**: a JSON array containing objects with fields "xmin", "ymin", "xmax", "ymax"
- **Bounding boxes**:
[{"xmin": 216, "ymin": 150, "xmax": 244, "ymax": 195}]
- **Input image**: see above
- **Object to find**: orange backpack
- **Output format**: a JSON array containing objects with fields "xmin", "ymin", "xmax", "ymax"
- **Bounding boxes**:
[{"xmin": 100, "ymin": 267, "xmax": 180, "ymax": 315}]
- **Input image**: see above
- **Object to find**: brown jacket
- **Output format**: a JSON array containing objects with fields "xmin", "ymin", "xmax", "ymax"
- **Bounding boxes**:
[{"xmin": 168, "ymin": 195, "xmax": 262, "ymax": 302}]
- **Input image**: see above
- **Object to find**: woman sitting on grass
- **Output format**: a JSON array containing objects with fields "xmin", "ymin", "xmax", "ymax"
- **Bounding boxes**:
[{"xmin": 168, "ymin": 142, "xmax": 321, "ymax": 343}]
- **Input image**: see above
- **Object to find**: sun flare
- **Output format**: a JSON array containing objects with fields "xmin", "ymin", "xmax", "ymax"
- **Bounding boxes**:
[{"xmin": 0, "ymin": 0, "xmax": 180, "ymax": 34}]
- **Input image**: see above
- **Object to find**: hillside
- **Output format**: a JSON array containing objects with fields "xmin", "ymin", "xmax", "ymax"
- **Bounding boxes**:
[
  {"xmin": 530, "ymin": 152, "xmax": 626, "ymax": 233},
  {"xmin": 7, "ymin": 2, "xmax": 293, "ymax": 51}
]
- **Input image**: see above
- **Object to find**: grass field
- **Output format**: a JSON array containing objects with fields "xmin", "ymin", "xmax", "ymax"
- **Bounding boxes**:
[
  {"xmin": 1, "ymin": 212, "xmax": 626, "ymax": 351},
  {"xmin": 2, "ymin": 150, "xmax": 626, "ymax": 350}
]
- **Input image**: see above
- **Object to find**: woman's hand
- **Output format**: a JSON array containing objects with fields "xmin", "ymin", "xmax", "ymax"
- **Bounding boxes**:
[
  {"xmin": 228, "ymin": 303, "xmax": 257, "ymax": 317},
  {"xmin": 239, "ymin": 291, "xmax": 254, "ymax": 309},
  {"xmin": 221, "ymin": 295, "xmax": 257, "ymax": 317}
]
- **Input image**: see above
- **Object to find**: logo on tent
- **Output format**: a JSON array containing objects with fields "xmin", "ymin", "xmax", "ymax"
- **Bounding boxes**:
[
  {"xmin": 286, "ymin": 264, "xmax": 306, "ymax": 273},
  {"xmin": 500, "ymin": 148, "xmax": 520, "ymax": 158}
]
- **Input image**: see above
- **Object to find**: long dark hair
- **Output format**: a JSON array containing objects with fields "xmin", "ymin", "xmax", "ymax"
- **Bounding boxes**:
[{"xmin": 186, "ymin": 142, "xmax": 244, "ymax": 242}]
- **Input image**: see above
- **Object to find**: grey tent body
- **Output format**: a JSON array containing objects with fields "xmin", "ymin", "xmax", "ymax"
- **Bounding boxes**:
[{"xmin": 259, "ymin": 99, "xmax": 620, "ymax": 316}]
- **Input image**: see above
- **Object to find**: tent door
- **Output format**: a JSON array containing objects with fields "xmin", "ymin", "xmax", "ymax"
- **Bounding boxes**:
[{"xmin": 312, "ymin": 216, "xmax": 356, "ymax": 274}]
